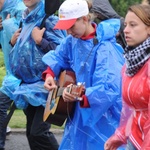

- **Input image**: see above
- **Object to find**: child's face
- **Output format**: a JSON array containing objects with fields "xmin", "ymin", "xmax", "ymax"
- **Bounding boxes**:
[
  {"xmin": 67, "ymin": 17, "xmax": 87, "ymax": 38},
  {"xmin": 23, "ymin": 0, "xmax": 40, "ymax": 12}
]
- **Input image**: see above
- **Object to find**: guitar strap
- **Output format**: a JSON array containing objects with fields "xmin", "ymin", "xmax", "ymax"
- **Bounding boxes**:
[
  {"xmin": 79, "ymin": 37, "xmax": 98, "ymax": 75},
  {"xmin": 55, "ymin": 38, "xmax": 99, "ymax": 97}
]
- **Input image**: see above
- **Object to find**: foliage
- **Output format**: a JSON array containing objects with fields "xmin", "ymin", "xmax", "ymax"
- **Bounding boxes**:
[{"xmin": 110, "ymin": 0, "xmax": 142, "ymax": 17}]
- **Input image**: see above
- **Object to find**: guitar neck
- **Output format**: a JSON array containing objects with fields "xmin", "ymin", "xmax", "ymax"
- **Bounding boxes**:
[
  {"xmin": 55, "ymin": 86, "xmax": 74, "ymax": 97},
  {"xmin": 54, "ymin": 84, "xmax": 84, "ymax": 99},
  {"xmin": 56, "ymin": 87, "xmax": 65, "ymax": 97}
]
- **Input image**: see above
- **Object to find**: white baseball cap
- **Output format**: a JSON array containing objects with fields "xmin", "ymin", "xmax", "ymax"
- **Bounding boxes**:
[{"xmin": 54, "ymin": 0, "xmax": 89, "ymax": 30}]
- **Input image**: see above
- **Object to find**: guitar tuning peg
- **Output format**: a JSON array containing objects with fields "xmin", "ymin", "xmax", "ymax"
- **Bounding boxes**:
[
  {"xmin": 82, "ymin": 82, "xmax": 85, "ymax": 86},
  {"xmin": 77, "ymin": 82, "xmax": 85, "ymax": 86},
  {"xmin": 77, "ymin": 82, "xmax": 82, "ymax": 86},
  {"xmin": 75, "ymin": 97, "xmax": 83, "ymax": 101}
]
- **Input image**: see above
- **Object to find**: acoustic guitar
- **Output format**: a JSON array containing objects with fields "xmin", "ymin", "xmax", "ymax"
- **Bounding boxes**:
[{"xmin": 43, "ymin": 70, "xmax": 84, "ymax": 126}]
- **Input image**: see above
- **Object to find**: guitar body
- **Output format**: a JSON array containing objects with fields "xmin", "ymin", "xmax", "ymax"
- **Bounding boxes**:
[{"xmin": 44, "ymin": 70, "xmax": 76, "ymax": 126}]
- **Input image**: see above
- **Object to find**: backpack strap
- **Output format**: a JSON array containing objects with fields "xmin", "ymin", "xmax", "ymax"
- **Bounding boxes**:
[
  {"xmin": 40, "ymin": 14, "xmax": 50, "ymax": 29},
  {"xmin": 40, "ymin": 0, "xmax": 61, "ymax": 29},
  {"xmin": 19, "ymin": 20, "xmax": 23, "ymax": 28}
]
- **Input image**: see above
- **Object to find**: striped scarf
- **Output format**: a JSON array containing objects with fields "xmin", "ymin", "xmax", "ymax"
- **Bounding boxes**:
[{"xmin": 124, "ymin": 37, "xmax": 150, "ymax": 77}]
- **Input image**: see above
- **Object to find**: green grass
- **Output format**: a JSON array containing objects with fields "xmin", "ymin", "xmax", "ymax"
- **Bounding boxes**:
[
  {"xmin": 0, "ymin": 50, "xmax": 4, "ymax": 67},
  {"xmin": 8, "ymin": 109, "xmax": 26, "ymax": 128},
  {"xmin": 0, "ymin": 66, "xmax": 5, "ymax": 86},
  {"xmin": 8, "ymin": 109, "xmax": 64, "ymax": 129},
  {"xmin": 0, "ymin": 50, "xmax": 6, "ymax": 86}
]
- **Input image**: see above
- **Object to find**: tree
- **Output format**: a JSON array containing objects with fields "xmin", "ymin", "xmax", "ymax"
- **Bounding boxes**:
[{"xmin": 110, "ymin": 0, "xmax": 142, "ymax": 17}]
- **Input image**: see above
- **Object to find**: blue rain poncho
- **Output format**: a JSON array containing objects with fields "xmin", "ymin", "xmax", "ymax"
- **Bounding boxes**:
[
  {"xmin": 0, "ymin": 0, "xmax": 26, "ymax": 73},
  {"xmin": 0, "ymin": 0, "xmax": 25, "ymax": 106},
  {"xmin": 0, "ymin": 1, "xmax": 66, "ymax": 109},
  {"xmin": 42, "ymin": 19, "xmax": 125, "ymax": 150}
]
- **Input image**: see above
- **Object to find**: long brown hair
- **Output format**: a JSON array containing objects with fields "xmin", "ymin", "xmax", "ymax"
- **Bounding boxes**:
[{"xmin": 128, "ymin": 4, "xmax": 150, "ymax": 26}]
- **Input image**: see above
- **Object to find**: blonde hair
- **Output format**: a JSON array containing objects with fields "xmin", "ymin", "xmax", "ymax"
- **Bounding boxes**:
[
  {"xmin": 128, "ymin": 4, "xmax": 150, "ymax": 26},
  {"xmin": 86, "ymin": 0, "xmax": 92, "ymax": 9}
]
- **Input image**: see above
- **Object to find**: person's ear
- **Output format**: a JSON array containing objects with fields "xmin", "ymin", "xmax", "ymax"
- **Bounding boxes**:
[
  {"xmin": 147, "ymin": 27, "xmax": 150, "ymax": 35},
  {"xmin": 82, "ymin": 16, "xmax": 89, "ymax": 22}
]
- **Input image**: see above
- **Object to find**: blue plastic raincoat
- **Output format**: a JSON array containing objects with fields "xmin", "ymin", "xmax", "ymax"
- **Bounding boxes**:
[
  {"xmin": 42, "ymin": 19, "xmax": 125, "ymax": 150},
  {"xmin": 0, "ymin": 0, "xmax": 25, "ymax": 73},
  {"xmin": 0, "ymin": 1, "xmax": 66, "ymax": 109},
  {"xmin": 0, "ymin": 0, "xmax": 25, "ymax": 107}
]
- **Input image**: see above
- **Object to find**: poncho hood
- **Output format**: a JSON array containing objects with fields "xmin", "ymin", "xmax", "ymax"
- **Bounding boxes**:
[
  {"xmin": 96, "ymin": 18, "xmax": 120, "ymax": 42},
  {"xmin": 91, "ymin": 0, "xmax": 120, "ymax": 20}
]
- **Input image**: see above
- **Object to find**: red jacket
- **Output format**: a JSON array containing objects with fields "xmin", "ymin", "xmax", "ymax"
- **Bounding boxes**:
[{"xmin": 118, "ymin": 59, "xmax": 150, "ymax": 150}]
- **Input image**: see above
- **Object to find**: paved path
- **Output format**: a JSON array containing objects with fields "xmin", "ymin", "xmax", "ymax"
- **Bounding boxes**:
[{"xmin": 5, "ymin": 128, "xmax": 63, "ymax": 150}]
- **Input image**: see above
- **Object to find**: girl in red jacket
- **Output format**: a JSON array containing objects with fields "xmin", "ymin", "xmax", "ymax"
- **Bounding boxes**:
[{"xmin": 105, "ymin": 4, "xmax": 150, "ymax": 150}]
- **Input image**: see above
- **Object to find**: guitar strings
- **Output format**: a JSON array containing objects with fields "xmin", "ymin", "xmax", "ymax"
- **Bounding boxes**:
[{"xmin": 66, "ymin": 102, "xmax": 101, "ymax": 144}]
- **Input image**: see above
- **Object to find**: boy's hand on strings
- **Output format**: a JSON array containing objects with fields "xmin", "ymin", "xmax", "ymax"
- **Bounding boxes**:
[
  {"xmin": 63, "ymin": 84, "xmax": 77, "ymax": 102},
  {"xmin": 63, "ymin": 83, "xmax": 84, "ymax": 102}
]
